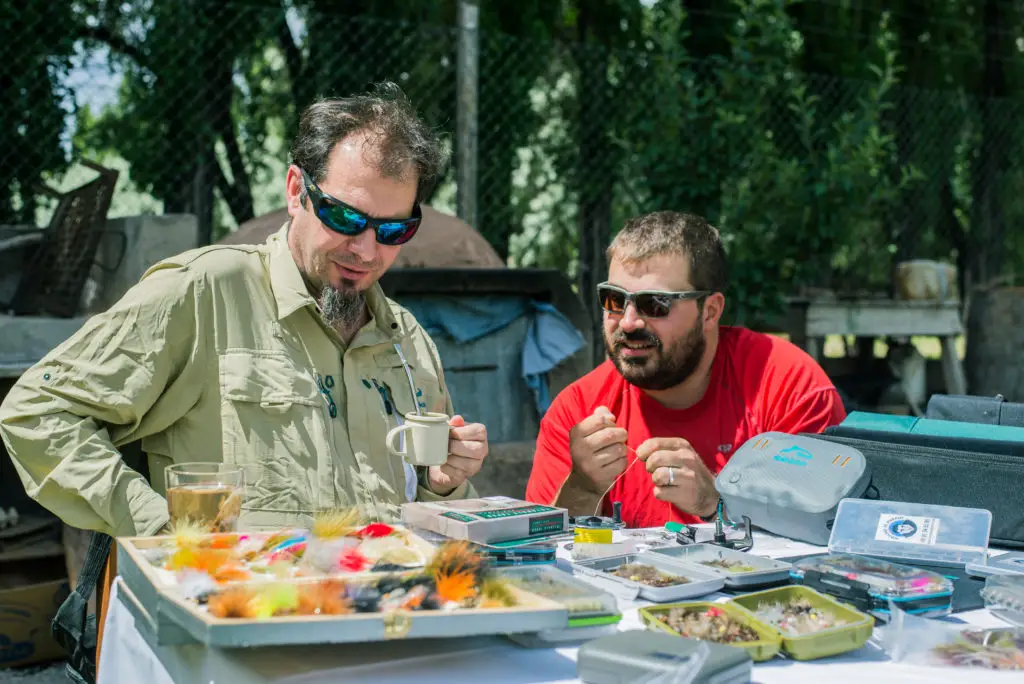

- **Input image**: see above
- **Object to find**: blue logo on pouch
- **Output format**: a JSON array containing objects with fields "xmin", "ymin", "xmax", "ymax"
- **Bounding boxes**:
[
  {"xmin": 887, "ymin": 519, "xmax": 918, "ymax": 539},
  {"xmin": 773, "ymin": 445, "xmax": 813, "ymax": 466}
]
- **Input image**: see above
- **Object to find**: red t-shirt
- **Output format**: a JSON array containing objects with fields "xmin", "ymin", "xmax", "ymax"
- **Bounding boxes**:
[{"xmin": 525, "ymin": 326, "xmax": 847, "ymax": 528}]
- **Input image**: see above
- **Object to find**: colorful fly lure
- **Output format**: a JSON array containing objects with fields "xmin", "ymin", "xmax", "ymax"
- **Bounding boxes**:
[
  {"xmin": 700, "ymin": 559, "xmax": 758, "ymax": 574},
  {"xmin": 797, "ymin": 554, "xmax": 951, "ymax": 597},
  {"xmin": 201, "ymin": 541, "xmax": 520, "ymax": 620},
  {"xmin": 753, "ymin": 597, "xmax": 848, "ymax": 636},
  {"xmin": 609, "ymin": 563, "xmax": 689, "ymax": 587},
  {"xmin": 654, "ymin": 606, "xmax": 761, "ymax": 644},
  {"xmin": 931, "ymin": 628, "xmax": 1024, "ymax": 670}
]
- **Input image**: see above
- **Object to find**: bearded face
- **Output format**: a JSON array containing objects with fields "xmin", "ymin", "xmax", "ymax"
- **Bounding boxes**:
[
  {"xmin": 604, "ymin": 311, "xmax": 706, "ymax": 391},
  {"xmin": 601, "ymin": 253, "xmax": 715, "ymax": 392},
  {"xmin": 284, "ymin": 130, "xmax": 416, "ymax": 331}
]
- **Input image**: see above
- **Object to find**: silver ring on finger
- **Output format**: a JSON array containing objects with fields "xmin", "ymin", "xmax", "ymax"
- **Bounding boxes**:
[{"xmin": 667, "ymin": 466, "xmax": 675, "ymax": 485}]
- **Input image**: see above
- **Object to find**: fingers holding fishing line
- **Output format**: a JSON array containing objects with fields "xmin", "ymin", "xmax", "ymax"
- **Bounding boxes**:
[
  {"xmin": 638, "ymin": 435, "xmax": 719, "ymax": 517},
  {"xmin": 652, "ymin": 464, "xmax": 696, "ymax": 487},
  {"xmin": 570, "ymin": 405, "xmax": 631, "ymax": 494}
]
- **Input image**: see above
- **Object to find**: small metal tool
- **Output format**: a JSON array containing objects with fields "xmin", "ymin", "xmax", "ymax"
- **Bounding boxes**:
[
  {"xmin": 663, "ymin": 521, "xmax": 698, "ymax": 545},
  {"xmin": 712, "ymin": 514, "xmax": 754, "ymax": 552},
  {"xmin": 570, "ymin": 501, "xmax": 626, "ymax": 530}
]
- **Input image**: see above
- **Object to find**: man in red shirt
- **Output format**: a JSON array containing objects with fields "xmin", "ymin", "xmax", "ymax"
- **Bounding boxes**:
[{"xmin": 525, "ymin": 211, "xmax": 846, "ymax": 527}]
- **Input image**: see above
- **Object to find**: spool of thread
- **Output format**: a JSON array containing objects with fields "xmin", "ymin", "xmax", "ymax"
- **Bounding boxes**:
[{"xmin": 574, "ymin": 526, "xmax": 614, "ymax": 544}]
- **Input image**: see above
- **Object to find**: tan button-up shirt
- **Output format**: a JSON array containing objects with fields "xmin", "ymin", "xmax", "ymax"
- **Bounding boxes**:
[{"xmin": 0, "ymin": 224, "xmax": 476, "ymax": 537}]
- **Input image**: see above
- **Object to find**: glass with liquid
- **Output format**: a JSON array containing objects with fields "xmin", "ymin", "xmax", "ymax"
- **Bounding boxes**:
[{"xmin": 165, "ymin": 463, "xmax": 244, "ymax": 533}]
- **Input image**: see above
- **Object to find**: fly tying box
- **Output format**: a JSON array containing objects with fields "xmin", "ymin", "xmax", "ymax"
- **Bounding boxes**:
[
  {"xmin": 647, "ymin": 544, "xmax": 792, "ymax": 589},
  {"xmin": 981, "ymin": 575, "xmax": 1024, "ymax": 627},
  {"xmin": 400, "ymin": 497, "xmax": 569, "ymax": 544},
  {"xmin": 827, "ymin": 499, "xmax": 991, "ymax": 568},
  {"xmin": 577, "ymin": 631, "xmax": 753, "ymax": 684},
  {"xmin": 726, "ymin": 585, "xmax": 874, "ymax": 660},
  {"xmin": 500, "ymin": 565, "xmax": 622, "ymax": 647},
  {"xmin": 571, "ymin": 552, "xmax": 725, "ymax": 602},
  {"xmin": 499, "ymin": 565, "xmax": 619, "ymax": 626},
  {"xmin": 966, "ymin": 551, "xmax": 1024, "ymax": 579},
  {"xmin": 639, "ymin": 601, "xmax": 782, "ymax": 662},
  {"xmin": 789, "ymin": 553, "xmax": 954, "ymax": 619}
]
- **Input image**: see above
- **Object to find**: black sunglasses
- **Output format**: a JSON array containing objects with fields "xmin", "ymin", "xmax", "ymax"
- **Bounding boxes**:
[
  {"xmin": 300, "ymin": 167, "xmax": 422, "ymax": 246},
  {"xmin": 597, "ymin": 281, "xmax": 711, "ymax": 318}
]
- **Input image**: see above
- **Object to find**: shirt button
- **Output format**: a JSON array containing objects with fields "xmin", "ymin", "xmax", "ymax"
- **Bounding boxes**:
[{"xmin": 43, "ymin": 373, "xmax": 51, "ymax": 381}]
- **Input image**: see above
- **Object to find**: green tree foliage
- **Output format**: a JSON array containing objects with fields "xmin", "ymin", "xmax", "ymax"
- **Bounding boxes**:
[
  {"xmin": 0, "ymin": 0, "xmax": 78, "ymax": 224},
  {"xmin": 711, "ymin": 1, "xmax": 912, "ymax": 323},
  {"xmin": 8, "ymin": 0, "xmax": 1024, "ymax": 322},
  {"xmin": 516, "ymin": 0, "xmax": 913, "ymax": 325}
]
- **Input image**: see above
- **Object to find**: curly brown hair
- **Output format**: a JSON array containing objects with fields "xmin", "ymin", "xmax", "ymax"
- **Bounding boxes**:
[
  {"xmin": 290, "ymin": 81, "xmax": 449, "ymax": 203},
  {"xmin": 607, "ymin": 211, "xmax": 728, "ymax": 294}
]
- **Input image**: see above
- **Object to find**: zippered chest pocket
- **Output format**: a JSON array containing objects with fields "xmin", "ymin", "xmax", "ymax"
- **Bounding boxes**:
[
  {"xmin": 218, "ymin": 350, "xmax": 326, "ymax": 518},
  {"xmin": 357, "ymin": 350, "xmax": 448, "ymax": 503},
  {"xmin": 371, "ymin": 349, "xmax": 447, "ymax": 418}
]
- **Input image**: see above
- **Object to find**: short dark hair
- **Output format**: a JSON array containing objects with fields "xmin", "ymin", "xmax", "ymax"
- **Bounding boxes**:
[
  {"xmin": 289, "ymin": 81, "xmax": 448, "ymax": 203},
  {"xmin": 607, "ymin": 211, "xmax": 728, "ymax": 293}
]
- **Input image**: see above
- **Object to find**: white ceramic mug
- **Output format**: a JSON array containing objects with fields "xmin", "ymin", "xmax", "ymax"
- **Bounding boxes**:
[{"xmin": 386, "ymin": 412, "xmax": 451, "ymax": 467}]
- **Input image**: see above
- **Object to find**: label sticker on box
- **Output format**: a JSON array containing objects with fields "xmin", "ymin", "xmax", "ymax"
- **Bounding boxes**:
[{"xmin": 875, "ymin": 514, "xmax": 940, "ymax": 545}]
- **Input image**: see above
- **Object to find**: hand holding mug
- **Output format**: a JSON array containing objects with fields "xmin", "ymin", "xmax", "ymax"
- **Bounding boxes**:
[
  {"xmin": 386, "ymin": 413, "xmax": 487, "ymax": 496},
  {"xmin": 427, "ymin": 415, "xmax": 488, "ymax": 495}
]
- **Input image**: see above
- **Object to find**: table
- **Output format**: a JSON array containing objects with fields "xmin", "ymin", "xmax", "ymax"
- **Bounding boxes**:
[
  {"xmin": 97, "ymin": 527, "xmax": 1020, "ymax": 684},
  {"xmin": 783, "ymin": 297, "xmax": 967, "ymax": 396}
]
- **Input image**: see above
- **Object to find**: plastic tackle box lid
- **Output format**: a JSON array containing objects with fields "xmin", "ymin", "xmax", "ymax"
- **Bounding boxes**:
[
  {"xmin": 828, "ymin": 498, "xmax": 991, "ymax": 567},
  {"xmin": 982, "ymin": 575, "xmax": 1024, "ymax": 627}
]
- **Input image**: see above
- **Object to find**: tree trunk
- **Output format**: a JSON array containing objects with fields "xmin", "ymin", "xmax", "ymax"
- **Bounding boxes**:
[
  {"xmin": 965, "ymin": 287, "xmax": 1024, "ymax": 400},
  {"xmin": 574, "ymin": 12, "xmax": 616, "ymax": 368}
]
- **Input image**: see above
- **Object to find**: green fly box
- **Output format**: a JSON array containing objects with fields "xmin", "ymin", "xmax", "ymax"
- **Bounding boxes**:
[{"xmin": 727, "ymin": 584, "xmax": 874, "ymax": 660}]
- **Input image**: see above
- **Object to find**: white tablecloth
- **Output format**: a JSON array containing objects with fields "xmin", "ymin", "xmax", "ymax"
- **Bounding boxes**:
[{"xmin": 97, "ymin": 528, "xmax": 1022, "ymax": 684}]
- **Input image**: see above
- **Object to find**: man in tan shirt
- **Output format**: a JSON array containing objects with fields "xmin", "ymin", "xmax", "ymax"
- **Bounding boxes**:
[{"xmin": 0, "ymin": 82, "xmax": 488, "ymax": 537}]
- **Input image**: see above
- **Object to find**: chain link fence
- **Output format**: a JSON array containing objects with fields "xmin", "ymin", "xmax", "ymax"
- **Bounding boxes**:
[{"xmin": 3, "ymin": 0, "xmax": 1022, "ymax": 325}]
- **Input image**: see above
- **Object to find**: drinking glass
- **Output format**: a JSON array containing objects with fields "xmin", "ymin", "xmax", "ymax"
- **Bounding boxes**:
[{"xmin": 165, "ymin": 462, "xmax": 244, "ymax": 533}]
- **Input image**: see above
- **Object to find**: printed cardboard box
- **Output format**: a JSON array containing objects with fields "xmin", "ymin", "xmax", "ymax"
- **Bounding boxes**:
[
  {"xmin": 401, "ymin": 496, "xmax": 569, "ymax": 544},
  {"xmin": 0, "ymin": 541, "xmax": 70, "ymax": 669}
]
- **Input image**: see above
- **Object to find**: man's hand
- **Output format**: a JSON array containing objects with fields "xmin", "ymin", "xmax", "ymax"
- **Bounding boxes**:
[
  {"xmin": 427, "ymin": 415, "xmax": 487, "ymax": 495},
  {"xmin": 568, "ymin": 406, "xmax": 629, "ymax": 494},
  {"xmin": 636, "ymin": 437, "xmax": 718, "ymax": 517}
]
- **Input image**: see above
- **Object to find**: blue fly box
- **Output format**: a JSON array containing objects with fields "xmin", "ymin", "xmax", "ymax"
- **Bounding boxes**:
[{"xmin": 790, "ymin": 553, "xmax": 954, "ymax": 620}]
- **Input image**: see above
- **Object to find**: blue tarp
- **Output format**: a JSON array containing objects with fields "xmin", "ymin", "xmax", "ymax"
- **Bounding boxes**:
[{"xmin": 400, "ymin": 296, "xmax": 585, "ymax": 416}]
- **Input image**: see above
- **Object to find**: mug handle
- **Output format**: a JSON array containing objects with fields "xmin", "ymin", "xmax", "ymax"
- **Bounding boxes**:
[{"xmin": 386, "ymin": 424, "xmax": 413, "ymax": 458}]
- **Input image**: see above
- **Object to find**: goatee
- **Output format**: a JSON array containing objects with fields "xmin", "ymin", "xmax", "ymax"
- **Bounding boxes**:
[
  {"xmin": 606, "ymin": 323, "xmax": 705, "ymax": 391},
  {"xmin": 320, "ymin": 286, "xmax": 365, "ymax": 331}
]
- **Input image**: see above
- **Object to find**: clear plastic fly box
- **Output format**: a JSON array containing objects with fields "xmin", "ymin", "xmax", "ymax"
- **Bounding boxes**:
[
  {"xmin": 571, "ymin": 552, "xmax": 725, "ymax": 603},
  {"xmin": 966, "ymin": 551, "xmax": 1024, "ymax": 579},
  {"xmin": 648, "ymin": 544, "xmax": 792, "ymax": 588},
  {"xmin": 790, "ymin": 553, "xmax": 954, "ymax": 619},
  {"xmin": 497, "ymin": 565, "xmax": 620, "ymax": 626},
  {"xmin": 499, "ymin": 566, "xmax": 622, "ymax": 647},
  {"xmin": 982, "ymin": 575, "xmax": 1024, "ymax": 627},
  {"xmin": 828, "ymin": 499, "xmax": 991, "ymax": 567}
]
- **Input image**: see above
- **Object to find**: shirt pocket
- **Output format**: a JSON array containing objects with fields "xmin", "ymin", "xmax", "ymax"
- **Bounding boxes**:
[
  {"xmin": 367, "ymin": 350, "xmax": 447, "ymax": 501},
  {"xmin": 218, "ymin": 350, "xmax": 325, "ymax": 518},
  {"xmin": 371, "ymin": 349, "xmax": 447, "ymax": 419}
]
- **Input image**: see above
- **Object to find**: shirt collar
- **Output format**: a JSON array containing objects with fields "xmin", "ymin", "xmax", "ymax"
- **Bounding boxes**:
[
  {"xmin": 267, "ymin": 222, "xmax": 315, "ymax": 321},
  {"xmin": 266, "ymin": 222, "xmax": 400, "ymax": 341}
]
